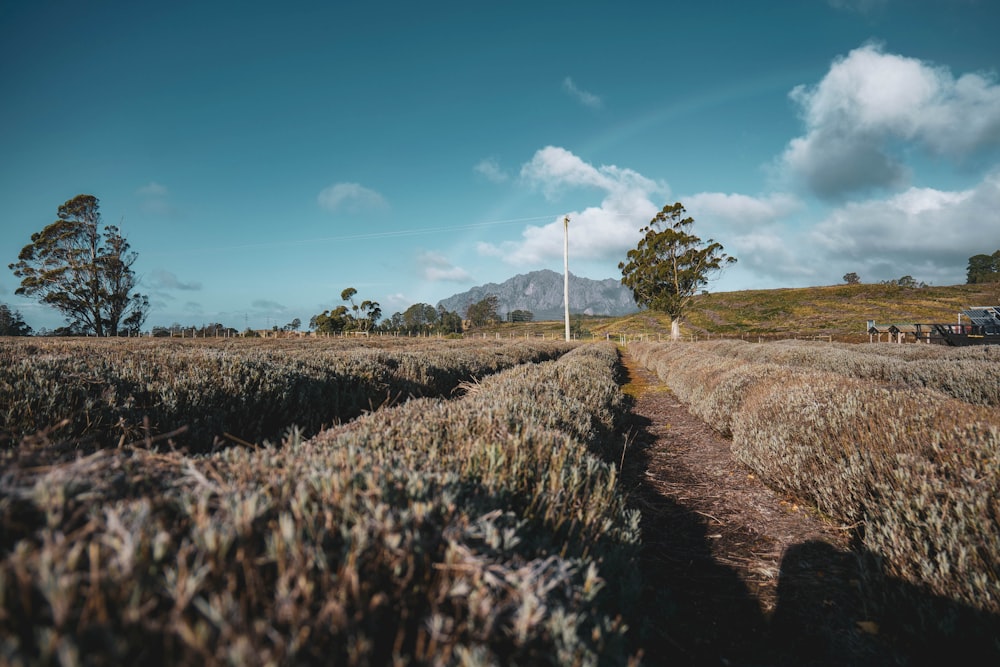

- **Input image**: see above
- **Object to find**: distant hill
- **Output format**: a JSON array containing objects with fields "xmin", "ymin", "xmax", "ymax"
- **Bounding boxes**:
[
  {"xmin": 437, "ymin": 270, "xmax": 638, "ymax": 320},
  {"xmin": 458, "ymin": 281, "xmax": 1000, "ymax": 342},
  {"xmin": 582, "ymin": 282, "xmax": 1000, "ymax": 341}
]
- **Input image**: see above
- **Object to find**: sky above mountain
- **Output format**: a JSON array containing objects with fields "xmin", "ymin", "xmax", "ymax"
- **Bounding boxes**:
[{"xmin": 3, "ymin": 0, "xmax": 999, "ymax": 331}]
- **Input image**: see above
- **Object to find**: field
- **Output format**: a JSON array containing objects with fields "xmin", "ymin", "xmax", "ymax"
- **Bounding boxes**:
[
  {"xmin": 1, "ymin": 337, "xmax": 641, "ymax": 665},
  {"xmin": 629, "ymin": 339, "xmax": 1000, "ymax": 660},
  {"xmin": 2, "ymin": 335, "xmax": 999, "ymax": 664}
]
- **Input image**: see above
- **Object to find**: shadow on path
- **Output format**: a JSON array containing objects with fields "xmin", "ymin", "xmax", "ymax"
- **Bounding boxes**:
[{"xmin": 617, "ymin": 357, "xmax": 909, "ymax": 666}]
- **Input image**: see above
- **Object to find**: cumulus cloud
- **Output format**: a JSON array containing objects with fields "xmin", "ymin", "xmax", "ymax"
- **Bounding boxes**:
[
  {"xmin": 317, "ymin": 182, "xmax": 389, "ymax": 213},
  {"xmin": 473, "ymin": 158, "xmax": 509, "ymax": 183},
  {"xmin": 149, "ymin": 269, "xmax": 201, "ymax": 291},
  {"xmin": 685, "ymin": 192, "xmax": 803, "ymax": 226},
  {"xmin": 562, "ymin": 77, "xmax": 602, "ymax": 109},
  {"xmin": 519, "ymin": 146, "xmax": 662, "ymax": 200},
  {"xmin": 810, "ymin": 173, "xmax": 1000, "ymax": 283},
  {"xmin": 478, "ymin": 147, "xmax": 667, "ymax": 265},
  {"xmin": 677, "ymin": 193, "xmax": 812, "ymax": 285},
  {"xmin": 418, "ymin": 252, "xmax": 473, "ymax": 282},
  {"xmin": 782, "ymin": 43, "xmax": 1000, "ymax": 198}
]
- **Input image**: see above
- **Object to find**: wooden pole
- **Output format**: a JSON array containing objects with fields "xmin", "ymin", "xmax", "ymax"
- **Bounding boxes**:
[{"xmin": 563, "ymin": 215, "xmax": 570, "ymax": 342}]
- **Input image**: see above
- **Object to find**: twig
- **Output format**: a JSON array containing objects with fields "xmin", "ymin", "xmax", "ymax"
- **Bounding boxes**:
[
  {"xmin": 222, "ymin": 431, "xmax": 256, "ymax": 448},
  {"xmin": 123, "ymin": 424, "xmax": 190, "ymax": 449},
  {"xmin": 694, "ymin": 510, "xmax": 725, "ymax": 525}
]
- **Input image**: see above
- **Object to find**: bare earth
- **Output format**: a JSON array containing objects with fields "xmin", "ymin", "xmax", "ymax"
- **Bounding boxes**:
[{"xmin": 619, "ymin": 354, "xmax": 904, "ymax": 667}]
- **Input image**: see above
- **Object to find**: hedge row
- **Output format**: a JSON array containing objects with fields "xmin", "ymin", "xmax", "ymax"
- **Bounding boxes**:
[
  {"xmin": 0, "ymin": 343, "xmax": 642, "ymax": 666},
  {"xmin": 1, "ymin": 337, "xmax": 573, "ymax": 453},
  {"xmin": 669, "ymin": 338, "xmax": 1000, "ymax": 406},
  {"xmin": 629, "ymin": 340, "xmax": 1000, "ymax": 657}
]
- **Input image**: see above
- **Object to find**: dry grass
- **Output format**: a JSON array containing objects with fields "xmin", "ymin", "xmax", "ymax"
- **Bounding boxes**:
[
  {"xmin": 630, "ymin": 340, "xmax": 1000, "ymax": 655},
  {"xmin": 1, "ymin": 343, "xmax": 643, "ymax": 666},
  {"xmin": 0, "ymin": 337, "xmax": 573, "ymax": 453}
]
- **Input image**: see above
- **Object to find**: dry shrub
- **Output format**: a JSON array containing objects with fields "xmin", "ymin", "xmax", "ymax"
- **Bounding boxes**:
[
  {"xmin": 0, "ymin": 337, "xmax": 573, "ymax": 453},
  {"xmin": 631, "ymin": 339, "xmax": 1000, "ymax": 653},
  {"xmin": 0, "ymin": 343, "xmax": 642, "ymax": 666}
]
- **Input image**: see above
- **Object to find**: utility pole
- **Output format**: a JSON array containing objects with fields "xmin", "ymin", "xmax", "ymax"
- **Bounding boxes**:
[{"xmin": 563, "ymin": 215, "xmax": 571, "ymax": 342}]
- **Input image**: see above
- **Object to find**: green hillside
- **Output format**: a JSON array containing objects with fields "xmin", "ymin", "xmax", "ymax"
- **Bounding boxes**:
[
  {"xmin": 469, "ymin": 282, "xmax": 1000, "ymax": 342},
  {"xmin": 683, "ymin": 282, "xmax": 1000, "ymax": 340}
]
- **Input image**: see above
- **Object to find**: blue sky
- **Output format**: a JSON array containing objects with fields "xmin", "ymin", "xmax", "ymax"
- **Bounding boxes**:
[{"xmin": 3, "ymin": 0, "xmax": 999, "ymax": 331}]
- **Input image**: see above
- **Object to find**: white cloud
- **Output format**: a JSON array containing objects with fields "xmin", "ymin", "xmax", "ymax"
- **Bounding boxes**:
[
  {"xmin": 519, "ymin": 146, "xmax": 662, "ymax": 200},
  {"xmin": 317, "ymin": 182, "xmax": 389, "ymax": 213},
  {"xmin": 676, "ymin": 193, "xmax": 811, "ymax": 285},
  {"xmin": 810, "ymin": 172, "xmax": 1000, "ymax": 283},
  {"xmin": 782, "ymin": 43, "xmax": 1000, "ymax": 198},
  {"xmin": 149, "ymin": 269, "xmax": 202, "ymax": 291},
  {"xmin": 473, "ymin": 158, "xmax": 509, "ymax": 183},
  {"xmin": 562, "ymin": 77, "xmax": 602, "ymax": 109},
  {"xmin": 685, "ymin": 192, "xmax": 803, "ymax": 226},
  {"xmin": 479, "ymin": 147, "xmax": 667, "ymax": 265},
  {"xmin": 730, "ymin": 230, "xmax": 818, "ymax": 282},
  {"xmin": 418, "ymin": 252, "xmax": 473, "ymax": 282}
]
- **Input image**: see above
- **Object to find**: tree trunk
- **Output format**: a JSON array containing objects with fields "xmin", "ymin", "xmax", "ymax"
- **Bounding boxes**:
[{"xmin": 671, "ymin": 317, "xmax": 681, "ymax": 341}]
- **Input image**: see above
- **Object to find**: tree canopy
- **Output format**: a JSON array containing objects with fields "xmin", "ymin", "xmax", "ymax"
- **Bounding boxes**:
[
  {"xmin": 0, "ymin": 303, "xmax": 32, "ymax": 336},
  {"xmin": 465, "ymin": 295, "xmax": 499, "ymax": 327},
  {"xmin": 967, "ymin": 251, "xmax": 1000, "ymax": 284},
  {"xmin": 311, "ymin": 287, "xmax": 381, "ymax": 334},
  {"xmin": 619, "ymin": 202, "xmax": 735, "ymax": 339},
  {"xmin": 9, "ymin": 195, "xmax": 149, "ymax": 336}
]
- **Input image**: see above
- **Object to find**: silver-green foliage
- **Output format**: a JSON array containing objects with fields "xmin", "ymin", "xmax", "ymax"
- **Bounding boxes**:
[
  {"xmin": 0, "ymin": 337, "xmax": 572, "ymax": 451},
  {"xmin": 630, "ymin": 340, "xmax": 1000, "ymax": 643},
  {"xmin": 0, "ymin": 343, "xmax": 641, "ymax": 665}
]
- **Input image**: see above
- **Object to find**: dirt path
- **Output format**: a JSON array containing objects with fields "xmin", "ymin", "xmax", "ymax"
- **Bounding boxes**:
[{"xmin": 619, "ymin": 354, "xmax": 901, "ymax": 666}]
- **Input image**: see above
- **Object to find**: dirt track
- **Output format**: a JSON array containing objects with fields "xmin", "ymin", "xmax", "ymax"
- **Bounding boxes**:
[{"xmin": 619, "ymin": 354, "xmax": 903, "ymax": 666}]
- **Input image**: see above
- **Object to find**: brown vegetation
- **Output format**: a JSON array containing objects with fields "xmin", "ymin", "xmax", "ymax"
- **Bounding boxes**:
[
  {"xmin": 629, "ymin": 339, "xmax": 1000, "ymax": 662},
  {"xmin": 1, "ymin": 342, "xmax": 642, "ymax": 665}
]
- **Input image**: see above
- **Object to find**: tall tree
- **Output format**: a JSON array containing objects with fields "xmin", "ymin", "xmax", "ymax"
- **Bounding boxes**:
[
  {"xmin": 0, "ymin": 303, "xmax": 33, "ymax": 336},
  {"xmin": 967, "ymin": 251, "xmax": 1000, "ymax": 284},
  {"xmin": 311, "ymin": 306, "xmax": 351, "ymax": 334},
  {"xmin": 465, "ymin": 295, "xmax": 499, "ymax": 327},
  {"xmin": 9, "ymin": 195, "xmax": 149, "ymax": 336},
  {"xmin": 403, "ymin": 303, "xmax": 438, "ymax": 331},
  {"xmin": 619, "ymin": 202, "xmax": 736, "ymax": 340},
  {"xmin": 359, "ymin": 300, "xmax": 381, "ymax": 331}
]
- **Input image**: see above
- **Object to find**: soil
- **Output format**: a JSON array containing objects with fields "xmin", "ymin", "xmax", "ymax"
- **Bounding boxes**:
[{"xmin": 618, "ymin": 353, "xmax": 905, "ymax": 667}]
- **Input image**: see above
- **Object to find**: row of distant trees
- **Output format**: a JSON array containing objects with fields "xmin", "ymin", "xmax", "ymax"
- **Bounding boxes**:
[
  {"xmin": 841, "ymin": 250, "xmax": 1000, "ymax": 288},
  {"xmin": 8, "ymin": 194, "xmax": 996, "ymax": 340},
  {"xmin": 309, "ymin": 291, "xmax": 504, "ymax": 335}
]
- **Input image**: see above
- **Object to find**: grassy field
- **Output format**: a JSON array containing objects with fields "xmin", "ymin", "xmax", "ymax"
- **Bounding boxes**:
[{"xmin": 470, "ymin": 282, "xmax": 1000, "ymax": 341}]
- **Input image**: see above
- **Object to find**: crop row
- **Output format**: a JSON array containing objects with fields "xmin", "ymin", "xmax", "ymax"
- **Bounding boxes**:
[
  {"xmin": 0, "ymin": 343, "xmax": 642, "ymax": 666},
  {"xmin": 629, "ymin": 341, "xmax": 1000, "ymax": 656},
  {"xmin": 665, "ymin": 338, "xmax": 1000, "ymax": 406},
  {"xmin": 0, "ymin": 337, "xmax": 574, "ymax": 453}
]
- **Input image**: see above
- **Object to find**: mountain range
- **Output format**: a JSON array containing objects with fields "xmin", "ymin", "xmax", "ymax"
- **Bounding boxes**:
[{"xmin": 437, "ymin": 270, "xmax": 639, "ymax": 320}]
